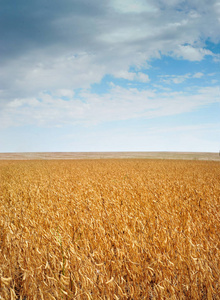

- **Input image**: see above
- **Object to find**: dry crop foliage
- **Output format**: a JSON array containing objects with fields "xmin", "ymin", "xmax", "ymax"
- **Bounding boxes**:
[{"xmin": 0, "ymin": 159, "xmax": 219, "ymax": 299}]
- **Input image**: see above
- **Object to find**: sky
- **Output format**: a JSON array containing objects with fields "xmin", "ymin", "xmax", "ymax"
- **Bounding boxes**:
[{"xmin": 0, "ymin": 0, "xmax": 220, "ymax": 153}]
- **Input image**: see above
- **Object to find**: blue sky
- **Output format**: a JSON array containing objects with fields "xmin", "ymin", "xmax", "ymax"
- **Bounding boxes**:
[{"xmin": 0, "ymin": 0, "xmax": 220, "ymax": 152}]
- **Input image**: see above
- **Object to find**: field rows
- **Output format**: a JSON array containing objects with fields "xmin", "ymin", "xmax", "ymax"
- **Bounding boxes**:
[{"xmin": 0, "ymin": 159, "xmax": 220, "ymax": 299}]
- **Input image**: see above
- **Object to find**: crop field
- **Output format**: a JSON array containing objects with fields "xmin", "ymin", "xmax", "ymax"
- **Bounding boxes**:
[{"xmin": 0, "ymin": 159, "xmax": 219, "ymax": 299}]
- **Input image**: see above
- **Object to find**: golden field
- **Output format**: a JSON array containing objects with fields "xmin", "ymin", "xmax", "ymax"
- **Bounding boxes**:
[{"xmin": 0, "ymin": 159, "xmax": 219, "ymax": 299}]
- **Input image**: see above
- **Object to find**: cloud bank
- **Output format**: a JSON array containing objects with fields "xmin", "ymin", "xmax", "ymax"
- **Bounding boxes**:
[{"xmin": 1, "ymin": 0, "xmax": 219, "ymax": 102}]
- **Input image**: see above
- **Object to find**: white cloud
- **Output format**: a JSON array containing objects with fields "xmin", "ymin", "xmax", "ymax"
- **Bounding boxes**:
[
  {"xmin": 136, "ymin": 72, "xmax": 150, "ymax": 82},
  {"xmin": 113, "ymin": 71, "xmax": 136, "ymax": 80},
  {"xmin": 160, "ymin": 74, "xmax": 190, "ymax": 84},
  {"xmin": 0, "ymin": 52, "xmax": 106, "ymax": 101},
  {"xmin": 173, "ymin": 45, "xmax": 213, "ymax": 61},
  {"xmin": 53, "ymin": 89, "xmax": 75, "ymax": 98},
  {"xmin": 160, "ymin": 72, "xmax": 206, "ymax": 84},
  {"xmin": 113, "ymin": 71, "xmax": 150, "ymax": 82},
  {"xmin": 193, "ymin": 72, "xmax": 204, "ymax": 78},
  {"xmin": 1, "ymin": 85, "xmax": 219, "ymax": 129}
]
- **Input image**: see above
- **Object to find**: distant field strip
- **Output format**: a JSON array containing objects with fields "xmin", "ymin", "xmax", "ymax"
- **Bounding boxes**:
[
  {"xmin": 0, "ymin": 159, "xmax": 219, "ymax": 299},
  {"xmin": 0, "ymin": 151, "xmax": 220, "ymax": 160}
]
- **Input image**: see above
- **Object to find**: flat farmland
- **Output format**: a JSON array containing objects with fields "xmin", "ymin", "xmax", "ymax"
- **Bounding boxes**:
[
  {"xmin": 0, "ymin": 151, "xmax": 220, "ymax": 161},
  {"xmin": 0, "ymin": 159, "xmax": 219, "ymax": 299}
]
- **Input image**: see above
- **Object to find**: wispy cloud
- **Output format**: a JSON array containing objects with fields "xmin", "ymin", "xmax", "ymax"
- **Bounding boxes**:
[
  {"xmin": 1, "ymin": 85, "xmax": 219, "ymax": 128},
  {"xmin": 193, "ymin": 72, "xmax": 204, "ymax": 78},
  {"xmin": 113, "ymin": 71, "xmax": 150, "ymax": 82},
  {"xmin": 160, "ymin": 72, "xmax": 205, "ymax": 84}
]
